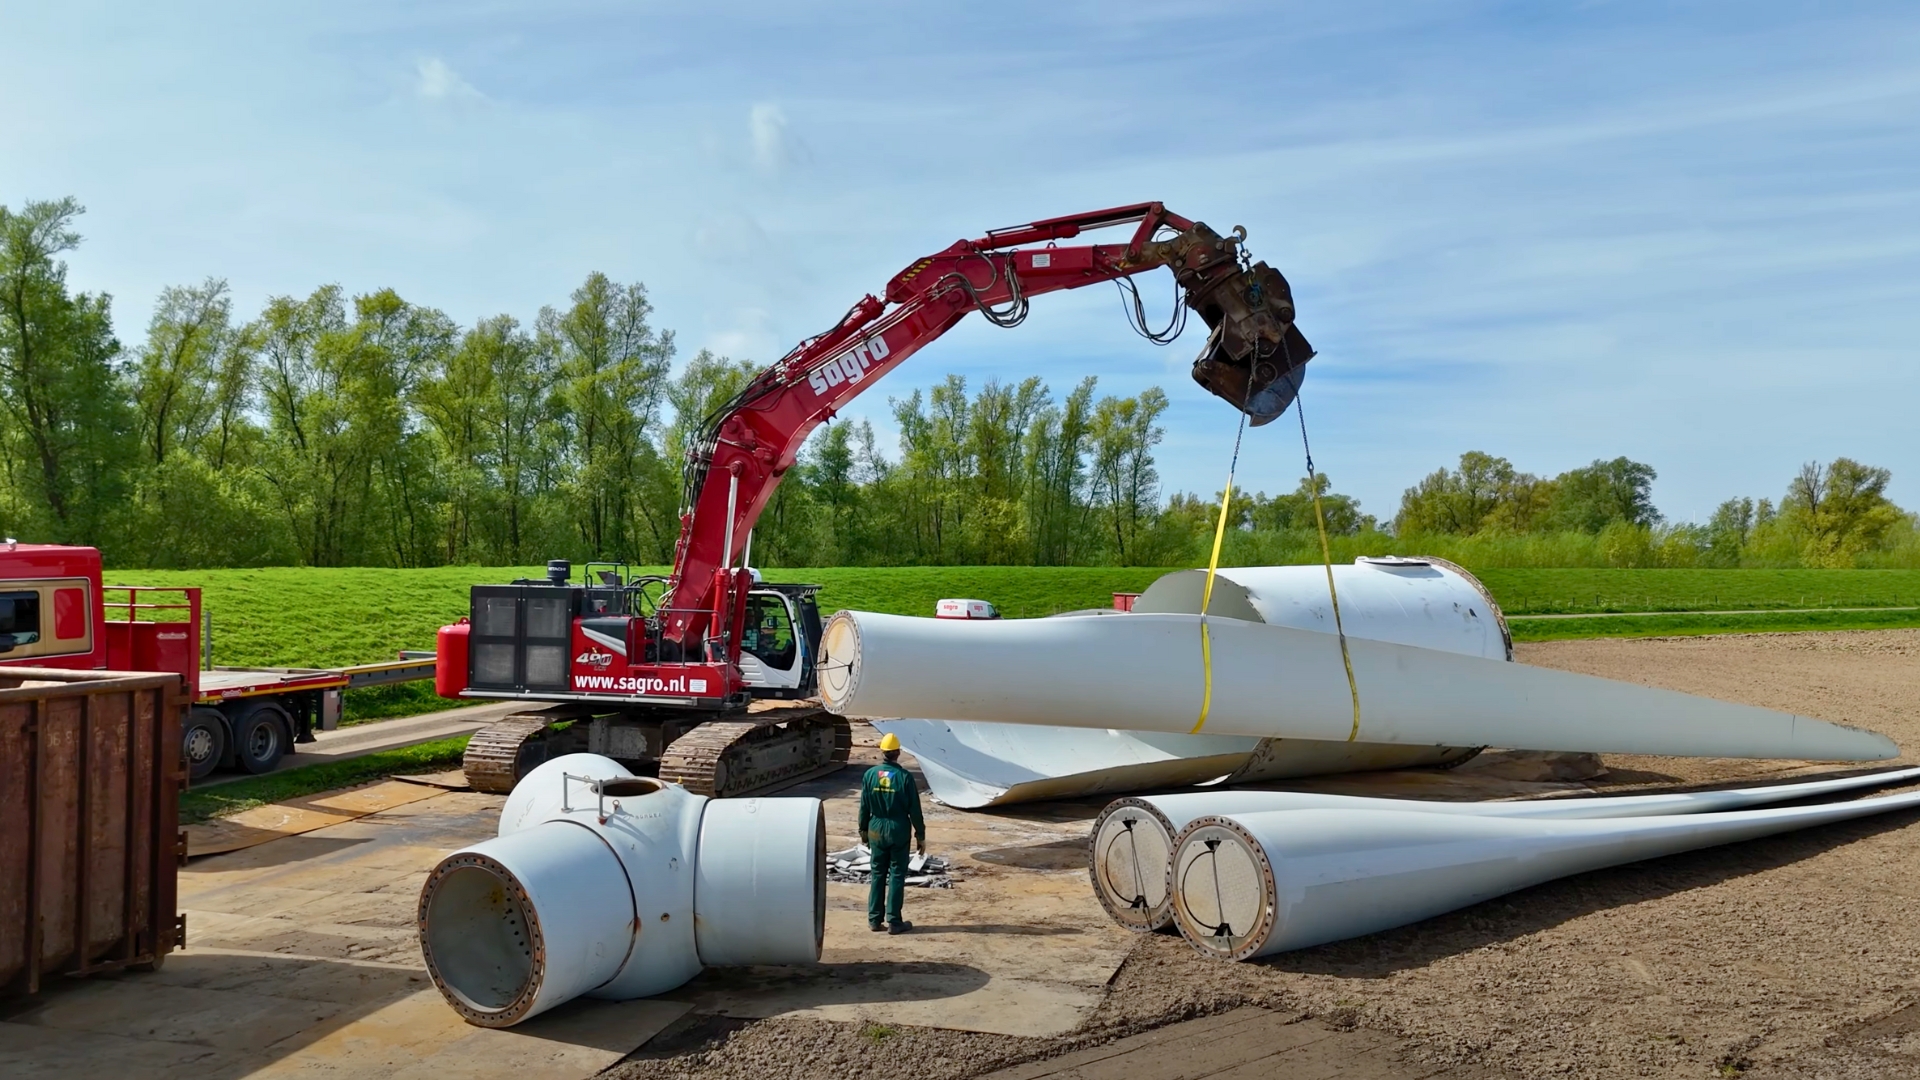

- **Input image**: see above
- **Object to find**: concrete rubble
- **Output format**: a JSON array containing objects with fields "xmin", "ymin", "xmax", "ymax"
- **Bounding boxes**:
[{"xmin": 825, "ymin": 843, "xmax": 955, "ymax": 887}]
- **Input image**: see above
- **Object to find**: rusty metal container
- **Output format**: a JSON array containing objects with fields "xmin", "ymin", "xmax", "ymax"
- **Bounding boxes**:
[{"xmin": 1, "ymin": 667, "xmax": 186, "ymax": 996}]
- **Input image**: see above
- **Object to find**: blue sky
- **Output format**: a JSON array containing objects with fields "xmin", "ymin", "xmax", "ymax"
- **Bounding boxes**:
[{"xmin": 3, "ymin": 1, "xmax": 1916, "ymax": 524}]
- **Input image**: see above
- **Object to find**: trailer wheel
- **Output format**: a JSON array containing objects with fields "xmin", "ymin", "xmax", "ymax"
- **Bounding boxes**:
[
  {"xmin": 232, "ymin": 702, "xmax": 291, "ymax": 775},
  {"xmin": 182, "ymin": 708, "xmax": 228, "ymax": 782}
]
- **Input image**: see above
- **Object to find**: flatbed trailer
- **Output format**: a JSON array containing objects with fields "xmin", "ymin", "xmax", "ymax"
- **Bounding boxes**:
[
  {"xmin": 0, "ymin": 543, "xmax": 437, "ymax": 781},
  {"xmin": 179, "ymin": 654, "xmax": 440, "ymax": 780}
]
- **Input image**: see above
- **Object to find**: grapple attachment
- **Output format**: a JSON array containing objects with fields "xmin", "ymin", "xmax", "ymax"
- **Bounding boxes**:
[
  {"xmin": 1143, "ymin": 223, "xmax": 1315, "ymax": 426},
  {"xmin": 1186, "ymin": 262, "xmax": 1314, "ymax": 426}
]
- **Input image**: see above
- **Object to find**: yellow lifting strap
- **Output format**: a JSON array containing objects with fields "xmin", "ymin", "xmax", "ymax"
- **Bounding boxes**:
[
  {"xmin": 1189, "ymin": 454, "xmax": 1237, "ymax": 735},
  {"xmin": 1191, "ymin": 379, "xmax": 1362, "ymax": 741},
  {"xmin": 1308, "ymin": 466, "xmax": 1364, "ymax": 741},
  {"xmin": 1291, "ymin": 373, "xmax": 1362, "ymax": 741}
]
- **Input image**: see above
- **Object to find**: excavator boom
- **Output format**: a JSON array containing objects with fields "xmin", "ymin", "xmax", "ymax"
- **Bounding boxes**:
[
  {"xmin": 666, "ymin": 202, "xmax": 1311, "ymax": 651},
  {"xmin": 443, "ymin": 202, "xmax": 1311, "ymax": 797}
]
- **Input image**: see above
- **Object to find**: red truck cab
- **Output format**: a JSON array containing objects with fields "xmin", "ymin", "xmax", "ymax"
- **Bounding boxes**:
[
  {"xmin": 0, "ymin": 543, "xmax": 110, "ymax": 669},
  {"xmin": 3, "ymin": 543, "xmax": 299, "ymax": 781},
  {"xmin": 3, "ymin": 542, "xmax": 438, "ymax": 782}
]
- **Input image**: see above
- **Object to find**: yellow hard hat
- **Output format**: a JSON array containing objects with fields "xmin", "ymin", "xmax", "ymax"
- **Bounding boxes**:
[{"xmin": 878, "ymin": 732, "xmax": 901, "ymax": 752}]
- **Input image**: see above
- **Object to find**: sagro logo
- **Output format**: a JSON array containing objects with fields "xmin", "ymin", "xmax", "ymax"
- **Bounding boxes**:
[
  {"xmin": 574, "ymin": 649, "xmax": 615, "ymax": 670},
  {"xmin": 573, "ymin": 673, "xmax": 709, "ymax": 695},
  {"xmin": 807, "ymin": 334, "xmax": 891, "ymax": 396}
]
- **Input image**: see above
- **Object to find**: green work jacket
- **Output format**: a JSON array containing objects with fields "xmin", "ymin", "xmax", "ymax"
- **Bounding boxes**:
[{"xmin": 858, "ymin": 761, "xmax": 926, "ymax": 849}]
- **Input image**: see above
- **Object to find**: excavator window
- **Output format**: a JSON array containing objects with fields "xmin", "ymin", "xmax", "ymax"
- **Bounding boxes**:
[{"xmin": 742, "ymin": 594, "xmax": 796, "ymax": 672}]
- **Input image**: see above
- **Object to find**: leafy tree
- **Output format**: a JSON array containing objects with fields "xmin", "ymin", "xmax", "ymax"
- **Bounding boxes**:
[
  {"xmin": 480, "ymin": 317, "xmax": 560, "ymax": 563},
  {"xmin": 1480, "ymin": 472, "xmax": 1557, "ymax": 534},
  {"xmin": 131, "ymin": 278, "xmax": 235, "ymax": 466},
  {"xmin": 253, "ymin": 286, "xmax": 447, "ymax": 566},
  {"xmin": 1089, "ymin": 387, "xmax": 1168, "ymax": 564},
  {"xmin": 1597, "ymin": 520, "xmax": 1655, "ymax": 568},
  {"xmin": 1546, "ymin": 457, "xmax": 1661, "ymax": 533},
  {"xmin": 1250, "ymin": 473, "xmax": 1373, "ymax": 536},
  {"xmin": 540, "ymin": 273, "xmax": 674, "ymax": 561},
  {"xmin": 418, "ymin": 317, "xmax": 502, "ymax": 562},
  {"xmin": 962, "ymin": 377, "xmax": 1046, "ymax": 564},
  {"xmin": 1784, "ymin": 458, "xmax": 1903, "ymax": 567},
  {"xmin": 354, "ymin": 289, "xmax": 457, "ymax": 567},
  {"xmin": 1394, "ymin": 451, "xmax": 1534, "ymax": 535},
  {"xmin": 1, "ymin": 203, "xmax": 1208, "ymax": 569},
  {"xmin": 120, "ymin": 277, "xmax": 282, "ymax": 568},
  {"xmin": 51, "ymin": 193, "xmax": 1920, "ymax": 575},
  {"xmin": 807, "ymin": 420, "xmax": 861, "ymax": 565},
  {"xmin": 1703, "ymin": 496, "xmax": 1754, "ymax": 567},
  {"xmin": 889, "ymin": 376, "xmax": 976, "ymax": 562},
  {"xmin": 1022, "ymin": 376, "xmax": 1096, "ymax": 565},
  {"xmin": 1160, "ymin": 491, "xmax": 1221, "ymax": 542},
  {"xmin": 663, "ymin": 349, "xmax": 758, "ymax": 467},
  {"xmin": 0, "ymin": 198, "xmax": 134, "ymax": 547}
]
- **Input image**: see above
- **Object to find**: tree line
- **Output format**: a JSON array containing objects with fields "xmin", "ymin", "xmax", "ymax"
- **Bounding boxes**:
[
  {"xmin": 0, "ymin": 198, "xmax": 1181, "ymax": 569},
  {"xmin": 3, "ymin": 196, "xmax": 1914, "ymax": 571},
  {"xmin": 1376, "ymin": 451, "xmax": 1915, "ymax": 569}
]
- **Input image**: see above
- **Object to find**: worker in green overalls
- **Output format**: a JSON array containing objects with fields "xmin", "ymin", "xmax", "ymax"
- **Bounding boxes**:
[{"xmin": 859, "ymin": 732, "xmax": 926, "ymax": 934}]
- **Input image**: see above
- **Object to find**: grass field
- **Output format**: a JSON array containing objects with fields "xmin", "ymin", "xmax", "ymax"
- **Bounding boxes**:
[
  {"xmin": 1507, "ymin": 606, "xmax": 1920, "ymax": 642},
  {"xmin": 120, "ymin": 564, "xmax": 1178, "ymax": 721},
  {"xmin": 118, "ymin": 564, "xmax": 1177, "ymax": 667},
  {"xmin": 116, "ymin": 563, "xmax": 1920, "ymax": 721},
  {"xmin": 1475, "ymin": 568, "xmax": 1920, "ymax": 615}
]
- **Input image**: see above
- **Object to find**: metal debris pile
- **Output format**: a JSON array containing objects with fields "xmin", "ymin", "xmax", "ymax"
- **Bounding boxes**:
[{"xmin": 825, "ymin": 844, "xmax": 955, "ymax": 888}]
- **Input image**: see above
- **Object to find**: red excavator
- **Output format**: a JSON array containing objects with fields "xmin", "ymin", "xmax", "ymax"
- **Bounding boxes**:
[{"xmin": 435, "ymin": 202, "xmax": 1314, "ymax": 796}]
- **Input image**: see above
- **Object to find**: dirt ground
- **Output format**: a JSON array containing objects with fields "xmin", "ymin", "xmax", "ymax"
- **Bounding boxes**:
[{"xmin": 609, "ymin": 630, "xmax": 1920, "ymax": 1080}]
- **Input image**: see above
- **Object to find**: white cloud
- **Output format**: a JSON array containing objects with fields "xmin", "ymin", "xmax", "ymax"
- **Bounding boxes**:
[
  {"xmin": 749, "ymin": 102, "xmax": 804, "ymax": 172},
  {"xmin": 692, "ymin": 211, "xmax": 772, "ymax": 264},
  {"xmin": 416, "ymin": 57, "xmax": 481, "ymax": 101},
  {"xmin": 706, "ymin": 307, "xmax": 779, "ymax": 362}
]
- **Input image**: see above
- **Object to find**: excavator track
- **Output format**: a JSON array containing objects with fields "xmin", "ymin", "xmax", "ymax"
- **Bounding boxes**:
[
  {"xmin": 658, "ymin": 706, "xmax": 852, "ymax": 798},
  {"xmin": 464, "ymin": 713, "xmax": 574, "ymax": 794}
]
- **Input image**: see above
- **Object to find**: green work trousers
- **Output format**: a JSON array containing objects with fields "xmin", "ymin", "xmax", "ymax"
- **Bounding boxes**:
[{"xmin": 867, "ymin": 840, "xmax": 911, "ymax": 926}]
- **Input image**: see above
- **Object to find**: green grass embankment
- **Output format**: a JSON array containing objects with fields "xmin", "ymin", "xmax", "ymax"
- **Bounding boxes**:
[
  {"xmin": 786, "ymin": 566, "xmax": 1172, "ymax": 617},
  {"xmin": 117, "ymin": 564, "xmax": 1175, "ymax": 723},
  {"xmin": 120, "ymin": 565, "xmax": 499, "ymax": 723},
  {"xmin": 1508, "ymin": 606, "xmax": 1920, "ymax": 642},
  {"xmin": 1477, "ymin": 568, "xmax": 1920, "ymax": 615},
  {"xmin": 120, "ymin": 564, "xmax": 1176, "ymax": 669}
]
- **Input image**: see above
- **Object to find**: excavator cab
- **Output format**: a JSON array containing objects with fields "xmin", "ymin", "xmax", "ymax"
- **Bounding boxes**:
[{"xmin": 737, "ymin": 584, "xmax": 823, "ymax": 697}]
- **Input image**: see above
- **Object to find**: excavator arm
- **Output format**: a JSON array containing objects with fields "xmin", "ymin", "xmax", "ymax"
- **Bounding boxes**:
[
  {"xmin": 663, "ymin": 202, "xmax": 1313, "ymax": 653},
  {"xmin": 447, "ymin": 203, "xmax": 1314, "ymax": 796}
]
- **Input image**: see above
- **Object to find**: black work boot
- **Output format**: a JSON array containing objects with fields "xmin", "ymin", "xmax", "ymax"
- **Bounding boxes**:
[
  {"xmin": 869, "ymin": 922, "xmax": 886, "ymax": 932},
  {"xmin": 888, "ymin": 920, "xmax": 913, "ymax": 935}
]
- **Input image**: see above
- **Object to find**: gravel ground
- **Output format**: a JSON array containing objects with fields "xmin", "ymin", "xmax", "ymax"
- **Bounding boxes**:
[{"xmin": 608, "ymin": 629, "xmax": 1920, "ymax": 1080}]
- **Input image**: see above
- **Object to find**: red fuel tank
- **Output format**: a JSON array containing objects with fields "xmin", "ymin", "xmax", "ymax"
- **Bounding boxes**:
[{"xmin": 435, "ymin": 620, "xmax": 470, "ymax": 698}]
